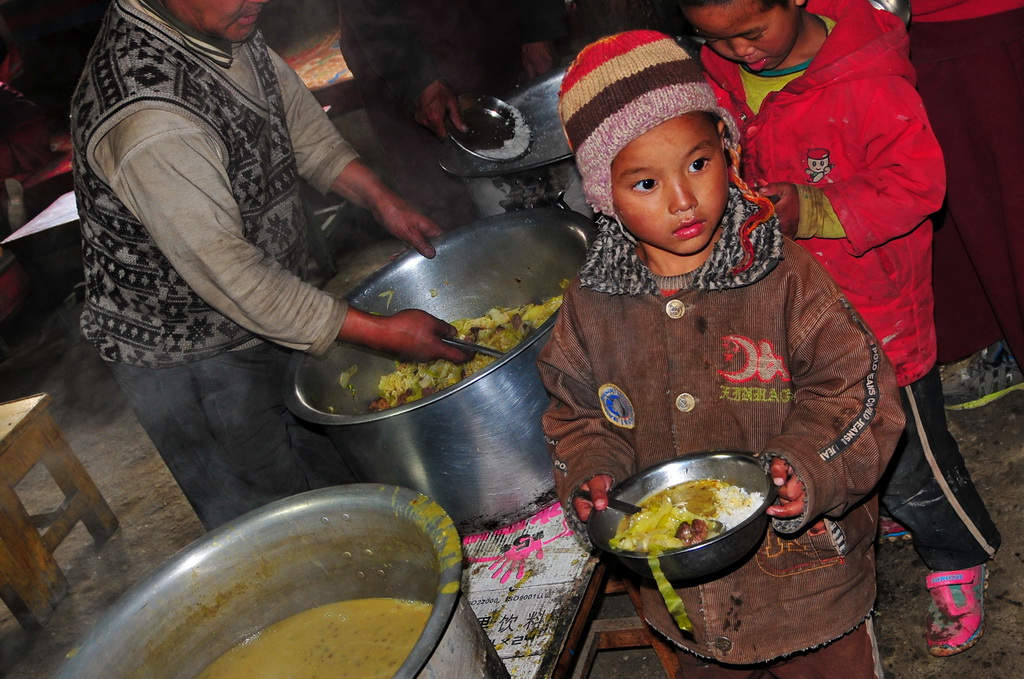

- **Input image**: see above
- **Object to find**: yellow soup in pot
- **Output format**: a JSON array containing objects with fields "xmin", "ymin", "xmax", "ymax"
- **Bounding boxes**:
[{"xmin": 197, "ymin": 598, "xmax": 433, "ymax": 679}]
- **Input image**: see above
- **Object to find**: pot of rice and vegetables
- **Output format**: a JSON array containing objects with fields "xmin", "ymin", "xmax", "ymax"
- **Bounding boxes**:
[{"xmin": 285, "ymin": 207, "xmax": 595, "ymax": 535}]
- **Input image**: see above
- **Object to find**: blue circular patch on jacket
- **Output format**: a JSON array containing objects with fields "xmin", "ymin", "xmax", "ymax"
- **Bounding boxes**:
[{"xmin": 599, "ymin": 383, "xmax": 635, "ymax": 429}]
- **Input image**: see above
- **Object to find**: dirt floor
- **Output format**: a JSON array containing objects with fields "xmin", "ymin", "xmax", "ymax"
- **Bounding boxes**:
[{"xmin": 0, "ymin": 224, "xmax": 1022, "ymax": 677}]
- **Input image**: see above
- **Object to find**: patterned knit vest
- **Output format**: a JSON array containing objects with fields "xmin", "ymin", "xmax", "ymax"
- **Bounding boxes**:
[{"xmin": 71, "ymin": 1, "xmax": 307, "ymax": 368}]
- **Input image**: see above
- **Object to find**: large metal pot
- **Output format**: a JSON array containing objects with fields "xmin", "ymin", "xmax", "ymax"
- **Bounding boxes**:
[
  {"xmin": 438, "ymin": 68, "xmax": 594, "ymax": 219},
  {"xmin": 57, "ymin": 485, "xmax": 508, "ymax": 679},
  {"xmin": 286, "ymin": 208, "xmax": 594, "ymax": 534}
]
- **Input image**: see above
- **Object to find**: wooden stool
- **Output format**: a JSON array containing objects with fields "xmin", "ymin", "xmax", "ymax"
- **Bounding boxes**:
[
  {"xmin": 0, "ymin": 393, "xmax": 119, "ymax": 627},
  {"xmin": 555, "ymin": 559, "xmax": 682, "ymax": 679}
]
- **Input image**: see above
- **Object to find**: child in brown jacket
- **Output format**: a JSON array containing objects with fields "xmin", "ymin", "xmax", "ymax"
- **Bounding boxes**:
[{"xmin": 539, "ymin": 30, "xmax": 904, "ymax": 675}]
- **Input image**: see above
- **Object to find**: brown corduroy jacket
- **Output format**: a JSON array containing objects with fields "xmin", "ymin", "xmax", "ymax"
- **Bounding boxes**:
[{"xmin": 538, "ymin": 221, "xmax": 904, "ymax": 664}]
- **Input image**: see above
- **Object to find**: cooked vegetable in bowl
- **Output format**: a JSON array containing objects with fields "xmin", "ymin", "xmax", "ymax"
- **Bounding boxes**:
[
  {"xmin": 587, "ymin": 452, "xmax": 777, "ymax": 632},
  {"xmin": 608, "ymin": 479, "xmax": 762, "ymax": 554},
  {"xmin": 588, "ymin": 452, "xmax": 776, "ymax": 582}
]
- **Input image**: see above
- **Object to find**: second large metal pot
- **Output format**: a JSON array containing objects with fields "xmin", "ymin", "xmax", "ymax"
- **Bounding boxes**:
[
  {"xmin": 57, "ymin": 486, "xmax": 507, "ymax": 679},
  {"xmin": 286, "ymin": 208, "xmax": 595, "ymax": 534}
]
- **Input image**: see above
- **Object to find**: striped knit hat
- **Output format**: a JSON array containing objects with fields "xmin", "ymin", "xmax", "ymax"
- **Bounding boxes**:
[{"xmin": 559, "ymin": 30, "xmax": 739, "ymax": 217}]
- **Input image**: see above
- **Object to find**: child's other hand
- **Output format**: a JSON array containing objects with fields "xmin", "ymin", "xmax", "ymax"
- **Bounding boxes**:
[
  {"xmin": 757, "ymin": 181, "xmax": 799, "ymax": 238},
  {"xmin": 766, "ymin": 457, "xmax": 805, "ymax": 519},
  {"xmin": 573, "ymin": 474, "xmax": 613, "ymax": 522}
]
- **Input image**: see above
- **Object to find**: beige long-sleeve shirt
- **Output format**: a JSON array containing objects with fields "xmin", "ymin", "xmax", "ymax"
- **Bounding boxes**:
[{"xmin": 89, "ymin": 1, "xmax": 357, "ymax": 355}]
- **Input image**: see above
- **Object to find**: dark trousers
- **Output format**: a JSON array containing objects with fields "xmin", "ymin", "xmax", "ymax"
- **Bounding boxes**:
[
  {"xmin": 107, "ymin": 343, "xmax": 357, "ymax": 530},
  {"xmin": 674, "ymin": 619, "xmax": 882, "ymax": 679},
  {"xmin": 880, "ymin": 366, "xmax": 1001, "ymax": 571}
]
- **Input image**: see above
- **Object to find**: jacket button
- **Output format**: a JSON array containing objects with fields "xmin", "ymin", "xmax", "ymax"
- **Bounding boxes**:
[
  {"xmin": 665, "ymin": 299, "xmax": 686, "ymax": 319},
  {"xmin": 747, "ymin": 125, "xmax": 759, "ymax": 136},
  {"xmin": 675, "ymin": 393, "xmax": 696, "ymax": 412},
  {"xmin": 713, "ymin": 636, "xmax": 733, "ymax": 653}
]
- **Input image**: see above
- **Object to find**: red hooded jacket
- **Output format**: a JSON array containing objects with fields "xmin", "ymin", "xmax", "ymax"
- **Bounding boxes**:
[{"xmin": 699, "ymin": 0, "xmax": 946, "ymax": 386}]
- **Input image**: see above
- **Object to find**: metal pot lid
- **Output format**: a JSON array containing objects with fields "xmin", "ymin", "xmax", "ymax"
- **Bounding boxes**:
[{"xmin": 439, "ymin": 67, "xmax": 572, "ymax": 178}]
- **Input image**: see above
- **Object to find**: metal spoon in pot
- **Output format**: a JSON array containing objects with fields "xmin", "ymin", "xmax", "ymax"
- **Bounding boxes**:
[{"xmin": 441, "ymin": 337, "xmax": 507, "ymax": 359}]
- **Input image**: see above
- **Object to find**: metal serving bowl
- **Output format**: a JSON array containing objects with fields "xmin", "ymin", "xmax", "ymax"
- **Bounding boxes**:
[
  {"xmin": 286, "ymin": 208, "xmax": 595, "ymax": 535},
  {"xmin": 868, "ymin": 0, "xmax": 911, "ymax": 27},
  {"xmin": 445, "ymin": 94, "xmax": 532, "ymax": 162},
  {"xmin": 587, "ymin": 452, "xmax": 777, "ymax": 582}
]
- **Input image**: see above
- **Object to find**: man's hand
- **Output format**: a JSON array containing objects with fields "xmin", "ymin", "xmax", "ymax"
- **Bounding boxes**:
[
  {"xmin": 521, "ymin": 41, "xmax": 559, "ymax": 79},
  {"xmin": 330, "ymin": 159, "xmax": 442, "ymax": 258},
  {"xmin": 338, "ymin": 307, "xmax": 471, "ymax": 363},
  {"xmin": 757, "ymin": 181, "xmax": 799, "ymax": 238},
  {"xmin": 413, "ymin": 79, "xmax": 466, "ymax": 140},
  {"xmin": 573, "ymin": 474, "xmax": 613, "ymax": 523},
  {"xmin": 373, "ymin": 194, "xmax": 444, "ymax": 259}
]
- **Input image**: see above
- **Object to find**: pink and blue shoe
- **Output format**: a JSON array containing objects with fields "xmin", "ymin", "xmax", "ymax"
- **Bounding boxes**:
[
  {"xmin": 878, "ymin": 516, "xmax": 911, "ymax": 543},
  {"xmin": 925, "ymin": 564, "xmax": 987, "ymax": 656}
]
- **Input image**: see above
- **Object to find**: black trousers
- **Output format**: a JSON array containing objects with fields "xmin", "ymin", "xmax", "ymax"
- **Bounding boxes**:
[
  {"xmin": 107, "ymin": 343, "xmax": 357, "ymax": 530},
  {"xmin": 880, "ymin": 366, "xmax": 1001, "ymax": 571}
]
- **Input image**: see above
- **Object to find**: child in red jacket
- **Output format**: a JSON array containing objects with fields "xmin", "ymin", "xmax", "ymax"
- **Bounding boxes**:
[{"xmin": 678, "ymin": 0, "xmax": 1001, "ymax": 657}]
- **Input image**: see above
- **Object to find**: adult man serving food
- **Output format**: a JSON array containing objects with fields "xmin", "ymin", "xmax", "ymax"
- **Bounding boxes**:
[{"xmin": 71, "ymin": 0, "xmax": 469, "ymax": 530}]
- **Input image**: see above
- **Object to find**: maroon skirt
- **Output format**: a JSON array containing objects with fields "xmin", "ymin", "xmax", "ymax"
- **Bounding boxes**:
[{"xmin": 910, "ymin": 7, "xmax": 1024, "ymax": 362}]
